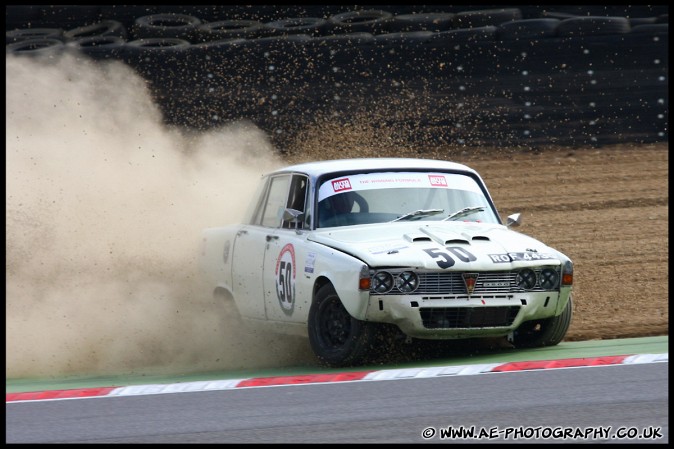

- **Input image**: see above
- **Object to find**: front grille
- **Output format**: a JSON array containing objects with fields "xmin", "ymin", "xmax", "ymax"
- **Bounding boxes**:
[
  {"xmin": 371, "ymin": 269, "xmax": 560, "ymax": 295},
  {"xmin": 419, "ymin": 272, "xmax": 517, "ymax": 294},
  {"xmin": 419, "ymin": 306, "xmax": 520, "ymax": 329}
]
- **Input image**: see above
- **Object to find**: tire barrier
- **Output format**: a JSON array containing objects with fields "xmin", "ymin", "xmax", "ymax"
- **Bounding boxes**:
[
  {"xmin": 373, "ymin": 30, "xmax": 434, "ymax": 43},
  {"xmin": 124, "ymin": 37, "xmax": 191, "ymax": 50},
  {"xmin": 423, "ymin": 25, "xmax": 498, "ymax": 49},
  {"xmin": 5, "ymin": 6, "xmax": 669, "ymax": 148},
  {"xmin": 371, "ymin": 31, "xmax": 434, "ymax": 79},
  {"xmin": 6, "ymin": 38, "xmax": 65, "ymax": 59},
  {"xmin": 540, "ymin": 11, "xmax": 579, "ymax": 20},
  {"xmin": 196, "ymin": 20, "xmax": 267, "ymax": 42},
  {"xmin": 420, "ymin": 26, "xmax": 498, "ymax": 77},
  {"xmin": 187, "ymin": 38, "xmax": 249, "ymax": 89},
  {"xmin": 416, "ymin": 26, "xmax": 498, "ymax": 79},
  {"xmin": 453, "ymin": 8, "xmax": 522, "ymax": 28},
  {"xmin": 328, "ymin": 9, "xmax": 394, "ymax": 34},
  {"xmin": 168, "ymin": 38, "xmax": 256, "ymax": 128},
  {"xmin": 303, "ymin": 33, "xmax": 376, "ymax": 83},
  {"xmin": 64, "ymin": 20, "xmax": 128, "ymax": 41},
  {"xmin": 192, "ymin": 37, "xmax": 262, "ymax": 91},
  {"xmin": 487, "ymin": 71, "xmax": 667, "ymax": 146},
  {"xmin": 496, "ymin": 18, "xmax": 560, "ymax": 40},
  {"xmin": 244, "ymin": 34, "xmax": 314, "ymax": 86},
  {"xmin": 263, "ymin": 17, "xmax": 334, "ymax": 37},
  {"xmin": 6, "ymin": 28, "xmax": 64, "ymax": 44},
  {"xmin": 556, "ymin": 16, "xmax": 631, "ymax": 37},
  {"xmin": 131, "ymin": 13, "xmax": 202, "ymax": 42},
  {"xmin": 176, "ymin": 35, "xmax": 317, "ymax": 130},
  {"xmin": 388, "ymin": 13, "xmax": 456, "ymax": 32},
  {"xmin": 630, "ymin": 24, "xmax": 668, "ymax": 34},
  {"xmin": 532, "ymin": 5, "xmax": 666, "ymax": 19},
  {"xmin": 122, "ymin": 38, "xmax": 192, "ymax": 95},
  {"xmin": 629, "ymin": 17, "xmax": 658, "ymax": 27},
  {"xmin": 65, "ymin": 35, "xmax": 127, "ymax": 60}
]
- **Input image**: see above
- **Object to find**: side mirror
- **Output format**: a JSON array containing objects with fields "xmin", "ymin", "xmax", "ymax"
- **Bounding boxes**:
[
  {"xmin": 506, "ymin": 213, "xmax": 521, "ymax": 228},
  {"xmin": 283, "ymin": 208, "xmax": 304, "ymax": 229}
]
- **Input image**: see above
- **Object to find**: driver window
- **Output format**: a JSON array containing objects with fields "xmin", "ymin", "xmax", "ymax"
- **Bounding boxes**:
[{"xmin": 282, "ymin": 175, "xmax": 308, "ymax": 229}]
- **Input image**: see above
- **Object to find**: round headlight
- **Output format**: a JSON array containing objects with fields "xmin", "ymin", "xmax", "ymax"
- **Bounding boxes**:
[
  {"xmin": 516, "ymin": 269, "xmax": 536, "ymax": 290},
  {"xmin": 539, "ymin": 268, "xmax": 559, "ymax": 290},
  {"xmin": 372, "ymin": 271, "xmax": 394, "ymax": 293},
  {"xmin": 396, "ymin": 271, "xmax": 419, "ymax": 293}
]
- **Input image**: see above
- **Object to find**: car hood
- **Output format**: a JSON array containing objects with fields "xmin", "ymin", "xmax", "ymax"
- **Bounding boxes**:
[{"xmin": 308, "ymin": 221, "xmax": 563, "ymax": 270}]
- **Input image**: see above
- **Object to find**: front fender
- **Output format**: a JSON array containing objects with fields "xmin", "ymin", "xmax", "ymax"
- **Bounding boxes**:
[{"xmin": 310, "ymin": 248, "xmax": 370, "ymax": 320}]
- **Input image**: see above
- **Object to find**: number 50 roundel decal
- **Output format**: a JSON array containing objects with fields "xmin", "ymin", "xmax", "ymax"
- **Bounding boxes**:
[{"xmin": 275, "ymin": 243, "xmax": 296, "ymax": 315}]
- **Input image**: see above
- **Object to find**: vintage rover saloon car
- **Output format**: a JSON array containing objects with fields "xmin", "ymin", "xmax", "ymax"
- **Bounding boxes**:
[{"xmin": 200, "ymin": 158, "xmax": 574, "ymax": 367}]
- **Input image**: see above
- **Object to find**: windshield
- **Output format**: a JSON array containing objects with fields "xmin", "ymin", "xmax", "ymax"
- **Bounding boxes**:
[{"xmin": 316, "ymin": 171, "xmax": 499, "ymax": 228}]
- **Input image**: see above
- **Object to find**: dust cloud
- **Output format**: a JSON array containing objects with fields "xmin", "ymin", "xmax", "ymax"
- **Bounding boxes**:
[{"xmin": 6, "ymin": 53, "xmax": 315, "ymax": 379}]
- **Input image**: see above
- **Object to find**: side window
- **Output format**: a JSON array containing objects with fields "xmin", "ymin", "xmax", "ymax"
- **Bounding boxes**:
[
  {"xmin": 260, "ymin": 175, "xmax": 291, "ymax": 228},
  {"xmin": 282, "ymin": 175, "xmax": 308, "ymax": 229},
  {"xmin": 248, "ymin": 177, "xmax": 269, "ymax": 225}
]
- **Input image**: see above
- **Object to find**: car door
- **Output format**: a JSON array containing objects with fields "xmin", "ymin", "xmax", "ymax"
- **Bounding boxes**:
[
  {"xmin": 263, "ymin": 174, "xmax": 312, "ymax": 323},
  {"xmin": 230, "ymin": 174, "xmax": 290, "ymax": 319}
]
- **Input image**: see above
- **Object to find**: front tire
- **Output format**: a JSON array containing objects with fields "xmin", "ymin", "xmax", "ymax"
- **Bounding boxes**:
[
  {"xmin": 308, "ymin": 283, "xmax": 381, "ymax": 367},
  {"xmin": 513, "ymin": 295, "xmax": 573, "ymax": 348}
]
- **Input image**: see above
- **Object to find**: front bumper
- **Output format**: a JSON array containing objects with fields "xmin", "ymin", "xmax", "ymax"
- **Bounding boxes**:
[{"xmin": 364, "ymin": 289, "xmax": 570, "ymax": 339}]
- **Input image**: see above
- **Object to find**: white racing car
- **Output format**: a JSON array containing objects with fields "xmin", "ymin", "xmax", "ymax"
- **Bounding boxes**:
[{"xmin": 200, "ymin": 158, "xmax": 574, "ymax": 367}]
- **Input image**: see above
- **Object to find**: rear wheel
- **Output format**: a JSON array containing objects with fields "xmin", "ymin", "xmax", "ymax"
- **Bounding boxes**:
[
  {"xmin": 308, "ymin": 283, "xmax": 383, "ymax": 367},
  {"xmin": 513, "ymin": 295, "xmax": 573, "ymax": 348}
]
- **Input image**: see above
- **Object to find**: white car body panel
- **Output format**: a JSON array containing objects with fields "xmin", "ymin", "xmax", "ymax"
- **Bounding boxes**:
[{"xmin": 307, "ymin": 222, "xmax": 561, "ymax": 270}]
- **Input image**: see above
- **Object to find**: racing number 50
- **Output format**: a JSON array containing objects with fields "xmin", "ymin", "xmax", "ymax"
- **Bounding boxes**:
[
  {"xmin": 423, "ymin": 247, "xmax": 477, "ymax": 268},
  {"xmin": 278, "ymin": 260, "xmax": 292, "ymax": 304}
]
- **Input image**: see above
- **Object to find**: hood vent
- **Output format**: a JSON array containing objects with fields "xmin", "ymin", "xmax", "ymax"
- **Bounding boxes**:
[
  {"xmin": 404, "ymin": 233, "xmax": 432, "ymax": 243},
  {"xmin": 412, "ymin": 237, "xmax": 432, "ymax": 242},
  {"xmin": 472, "ymin": 236, "xmax": 490, "ymax": 241},
  {"xmin": 445, "ymin": 238, "xmax": 470, "ymax": 245}
]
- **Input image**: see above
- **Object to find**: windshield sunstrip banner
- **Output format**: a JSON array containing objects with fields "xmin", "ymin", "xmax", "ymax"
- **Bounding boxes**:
[{"xmin": 318, "ymin": 172, "xmax": 482, "ymax": 201}]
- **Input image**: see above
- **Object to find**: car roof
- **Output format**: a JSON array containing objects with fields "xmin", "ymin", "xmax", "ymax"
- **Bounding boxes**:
[{"xmin": 274, "ymin": 157, "xmax": 478, "ymax": 178}]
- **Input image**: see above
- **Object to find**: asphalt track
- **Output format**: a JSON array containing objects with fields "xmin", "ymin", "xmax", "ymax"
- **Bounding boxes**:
[{"xmin": 5, "ymin": 336, "xmax": 668, "ymax": 443}]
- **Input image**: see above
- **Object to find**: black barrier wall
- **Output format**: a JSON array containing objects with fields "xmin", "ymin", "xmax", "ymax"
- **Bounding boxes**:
[{"xmin": 6, "ymin": 5, "xmax": 669, "ymax": 149}]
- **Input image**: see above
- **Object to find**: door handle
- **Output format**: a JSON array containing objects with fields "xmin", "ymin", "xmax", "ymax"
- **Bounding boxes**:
[
  {"xmin": 236, "ymin": 230, "xmax": 248, "ymax": 236},
  {"xmin": 266, "ymin": 235, "xmax": 278, "ymax": 241}
]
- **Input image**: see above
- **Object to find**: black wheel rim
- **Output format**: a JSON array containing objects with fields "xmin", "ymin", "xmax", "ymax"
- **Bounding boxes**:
[{"xmin": 317, "ymin": 295, "xmax": 352, "ymax": 349}]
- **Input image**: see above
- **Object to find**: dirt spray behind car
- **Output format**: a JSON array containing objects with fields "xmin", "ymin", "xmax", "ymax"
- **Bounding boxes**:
[{"xmin": 5, "ymin": 52, "xmax": 316, "ymax": 379}]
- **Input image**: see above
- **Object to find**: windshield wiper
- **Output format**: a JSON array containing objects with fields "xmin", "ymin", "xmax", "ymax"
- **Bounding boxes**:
[
  {"xmin": 442, "ymin": 206, "xmax": 486, "ymax": 221},
  {"xmin": 390, "ymin": 208, "xmax": 444, "ymax": 222}
]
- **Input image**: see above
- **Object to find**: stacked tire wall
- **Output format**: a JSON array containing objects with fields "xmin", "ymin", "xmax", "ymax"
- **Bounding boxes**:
[{"xmin": 7, "ymin": 5, "xmax": 668, "ymax": 150}]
